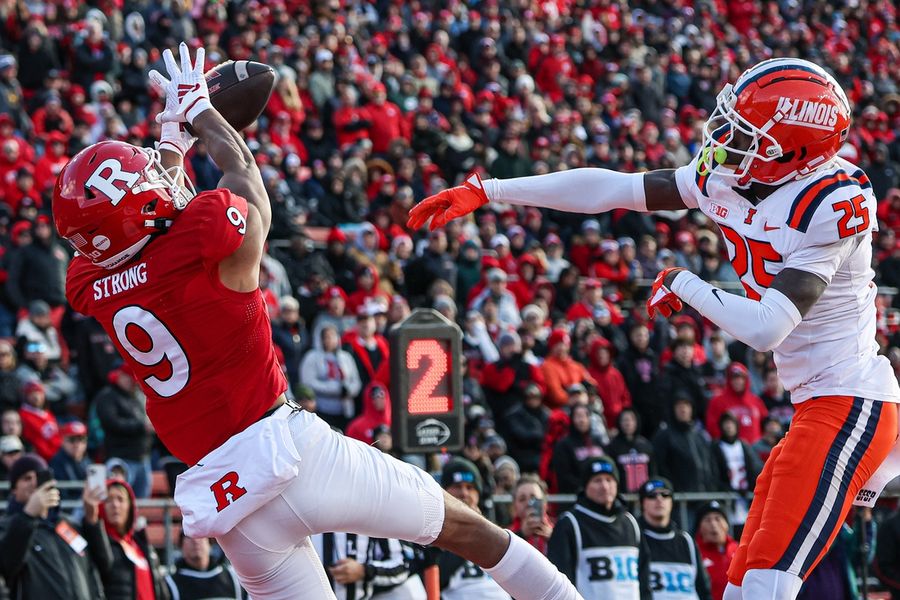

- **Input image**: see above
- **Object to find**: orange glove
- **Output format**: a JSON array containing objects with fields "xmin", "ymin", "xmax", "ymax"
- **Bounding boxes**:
[
  {"xmin": 407, "ymin": 172, "xmax": 490, "ymax": 231},
  {"xmin": 647, "ymin": 267, "xmax": 685, "ymax": 318}
]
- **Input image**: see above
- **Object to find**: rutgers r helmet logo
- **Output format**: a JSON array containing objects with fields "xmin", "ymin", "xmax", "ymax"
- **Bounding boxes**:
[
  {"xmin": 84, "ymin": 159, "xmax": 140, "ymax": 206},
  {"xmin": 210, "ymin": 471, "xmax": 247, "ymax": 512}
]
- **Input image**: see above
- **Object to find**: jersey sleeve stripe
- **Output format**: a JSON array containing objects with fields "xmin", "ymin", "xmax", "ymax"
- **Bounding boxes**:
[
  {"xmin": 694, "ymin": 169, "xmax": 710, "ymax": 197},
  {"xmin": 787, "ymin": 170, "xmax": 867, "ymax": 232}
]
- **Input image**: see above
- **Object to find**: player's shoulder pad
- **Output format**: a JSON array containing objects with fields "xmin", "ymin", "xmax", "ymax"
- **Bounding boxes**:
[{"xmin": 784, "ymin": 167, "xmax": 874, "ymax": 238}]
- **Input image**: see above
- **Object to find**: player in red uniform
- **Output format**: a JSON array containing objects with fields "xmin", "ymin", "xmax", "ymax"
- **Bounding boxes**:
[
  {"xmin": 408, "ymin": 58, "xmax": 900, "ymax": 599},
  {"xmin": 53, "ymin": 44, "xmax": 580, "ymax": 600}
]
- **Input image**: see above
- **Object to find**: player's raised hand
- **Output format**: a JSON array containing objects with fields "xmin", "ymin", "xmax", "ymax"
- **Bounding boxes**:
[
  {"xmin": 407, "ymin": 172, "xmax": 490, "ymax": 231},
  {"xmin": 647, "ymin": 267, "xmax": 685, "ymax": 319},
  {"xmin": 149, "ymin": 42, "xmax": 213, "ymax": 126}
]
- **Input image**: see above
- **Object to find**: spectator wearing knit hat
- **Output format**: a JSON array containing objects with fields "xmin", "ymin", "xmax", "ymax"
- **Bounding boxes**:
[
  {"xmin": 481, "ymin": 330, "xmax": 546, "ymax": 420},
  {"xmin": 638, "ymin": 478, "xmax": 712, "ymax": 600},
  {"xmin": 547, "ymin": 456, "xmax": 651, "ymax": 598},
  {"xmin": 4, "ymin": 212, "xmax": 68, "ymax": 313},
  {"xmin": 541, "ymin": 328, "xmax": 597, "ymax": 410},
  {"xmin": 434, "ymin": 457, "xmax": 513, "ymax": 600},
  {"xmin": 694, "ymin": 502, "xmax": 737, "ymax": 600},
  {"xmin": 300, "ymin": 324, "xmax": 361, "ymax": 431},
  {"xmin": 49, "ymin": 420, "xmax": 88, "ymax": 498},
  {"xmin": 18, "ymin": 380, "xmax": 59, "ymax": 461},
  {"xmin": 0, "ymin": 453, "xmax": 104, "ymax": 599}
]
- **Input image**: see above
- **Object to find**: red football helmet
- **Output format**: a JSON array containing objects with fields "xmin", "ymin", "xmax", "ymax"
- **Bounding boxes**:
[
  {"xmin": 700, "ymin": 58, "xmax": 851, "ymax": 186},
  {"xmin": 53, "ymin": 141, "xmax": 195, "ymax": 269}
]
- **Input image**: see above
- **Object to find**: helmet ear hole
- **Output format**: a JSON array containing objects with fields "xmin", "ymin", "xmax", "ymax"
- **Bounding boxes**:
[
  {"xmin": 774, "ymin": 150, "xmax": 796, "ymax": 164},
  {"xmin": 142, "ymin": 199, "xmax": 158, "ymax": 214}
]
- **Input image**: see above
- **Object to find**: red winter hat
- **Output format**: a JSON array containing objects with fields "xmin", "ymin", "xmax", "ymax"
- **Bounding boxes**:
[
  {"xmin": 60, "ymin": 420, "xmax": 87, "ymax": 438},
  {"xmin": 327, "ymin": 227, "xmax": 347, "ymax": 243},
  {"xmin": 547, "ymin": 328, "xmax": 570, "ymax": 352},
  {"xmin": 321, "ymin": 286, "xmax": 348, "ymax": 304}
]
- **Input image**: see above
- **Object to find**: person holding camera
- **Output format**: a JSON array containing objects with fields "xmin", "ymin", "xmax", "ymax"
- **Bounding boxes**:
[
  {"xmin": 81, "ymin": 477, "xmax": 169, "ymax": 600},
  {"xmin": 637, "ymin": 478, "xmax": 711, "ymax": 600},
  {"xmin": 0, "ymin": 453, "xmax": 104, "ymax": 599},
  {"xmin": 509, "ymin": 475, "xmax": 554, "ymax": 555}
]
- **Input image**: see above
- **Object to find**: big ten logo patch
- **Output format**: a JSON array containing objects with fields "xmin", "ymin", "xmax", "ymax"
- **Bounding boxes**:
[
  {"xmin": 210, "ymin": 471, "xmax": 247, "ymax": 512},
  {"xmin": 585, "ymin": 553, "xmax": 639, "ymax": 582}
]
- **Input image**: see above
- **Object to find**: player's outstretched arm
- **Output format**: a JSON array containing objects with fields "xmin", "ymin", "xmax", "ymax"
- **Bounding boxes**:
[
  {"xmin": 150, "ymin": 42, "xmax": 269, "ymax": 292},
  {"xmin": 659, "ymin": 266, "xmax": 824, "ymax": 352},
  {"xmin": 407, "ymin": 167, "xmax": 685, "ymax": 230}
]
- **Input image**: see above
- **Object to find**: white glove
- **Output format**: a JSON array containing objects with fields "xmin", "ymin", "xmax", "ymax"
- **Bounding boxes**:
[
  {"xmin": 149, "ymin": 42, "xmax": 213, "ymax": 126},
  {"xmin": 156, "ymin": 122, "xmax": 196, "ymax": 157}
]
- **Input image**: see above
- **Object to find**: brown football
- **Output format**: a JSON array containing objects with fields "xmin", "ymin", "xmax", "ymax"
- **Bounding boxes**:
[{"xmin": 187, "ymin": 60, "xmax": 276, "ymax": 133}]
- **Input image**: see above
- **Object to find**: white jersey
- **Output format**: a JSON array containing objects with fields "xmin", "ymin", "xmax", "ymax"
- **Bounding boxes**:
[{"xmin": 675, "ymin": 156, "xmax": 900, "ymax": 403}]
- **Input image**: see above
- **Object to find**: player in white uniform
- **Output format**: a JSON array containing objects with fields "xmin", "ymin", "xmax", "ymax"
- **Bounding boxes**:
[{"xmin": 407, "ymin": 58, "xmax": 900, "ymax": 600}]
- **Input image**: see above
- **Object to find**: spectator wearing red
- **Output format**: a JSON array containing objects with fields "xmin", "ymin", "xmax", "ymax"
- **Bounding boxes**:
[
  {"xmin": 695, "ymin": 501, "xmax": 738, "ymax": 600},
  {"xmin": 346, "ymin": 265, "xmax": 390, "ymax": 316},
  {"xmin": 540, "ymin": 329, "xmax": 597, "ymax": 410},
  {"xmin": 18, "ymin": 380, "xmax": 59, "ymax": 461},
  {"xmin": 5, "ymin": 167, "xmax": 42, "ymax": 214},
  {"xmin": 565, "ymin": 279, "xmax": 624, "ymax": 326},
  {"xmin": 568, "ymin": 219, "xmax": 603, "ymax": 275},
  {"xmin": 342, "ymin": 300, "xmax": 390, "ymax": 395},
  {"xmin": 266, "ymin": 75, "xmax": 306, "ymax": 135},
  {"xmin": 332, "ymin": 84, "xmax": 371, "ymax": 150},
  {"xmin": 345, "ymin": 381, "xmax": 391, "ymax": 444},
  {"xmin": 481, "ymin": 331, "xmax": 546, "ymax": 419},
  {"xmin": 0, "ymin": 138, "xmax": 27, "ymax": 194},
  {"xmin": 30, "ymin": 94, "xmax": 73, "ymax": 143},
  {"xmin": 490, "ymin": 234, "xmax": 519, "ymax": 275},
  {"xmin": 508, "ymin": 253, "xmax": 541, "ymax": 307},
  {"xmin": 535, "ymin": 35, "xmax": 575, "ymax": 103},
  {"xmin": 706, "ymin": 363, "xmax": 768, "ymax": 445},
  {"xmin": 659, "ymin": 316, "xmax": 708, "ymax": 367},
  {"xmin": 33, "ymin": 132, "xmax": 69, "ymax": 195},
  {"xmin": 587, "ymin": 337, "xmax": 631, "ymax": 429},
  {"xmin": 367, "ymin": 82, "xmax": 407, "ymax": 154},
  {"xmin": 0, "ymin": 114, "xmax": 33, "ymax": 163},
  {"xmin": 592, "ymin": 239, "xmax": 630, "ymax": 287},
  {"xmin": 268, "ymin": 111, "xmax": 307, "ymax": 162}
]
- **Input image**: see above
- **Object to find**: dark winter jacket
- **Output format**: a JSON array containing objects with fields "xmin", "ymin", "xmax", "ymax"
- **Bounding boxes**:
[
  {"xmin": 95, "ymin": 382, "xmax": 152, "ymax": 461},
  {"xmin": 0, "ymin": 499, "xmax": 105, "ymax": 600}
]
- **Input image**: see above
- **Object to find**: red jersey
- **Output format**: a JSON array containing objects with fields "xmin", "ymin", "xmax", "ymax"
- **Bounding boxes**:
[{"xmin": 66, "ymin": 189, "xmax": 287, "ymax": 465}]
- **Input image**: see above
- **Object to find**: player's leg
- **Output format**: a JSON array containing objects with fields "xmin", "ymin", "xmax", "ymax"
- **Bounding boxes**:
[
  {"xmin": 741, "ymin": 396, "xmax": 896, "ymax": 598},
  {"xmin": 281, "ymin": 409, "xmax": 581, "ymax": 600},
  {"xmin": 724, "ymin": 436, "xmax": 786, "ymax": 599},
  {"xmin": 216, "ymin": 503, "xmax": 336, "ymax": 600},
  {"xmin": 434, "ymin": 492, "xmax": 580, "ymax": 600}
]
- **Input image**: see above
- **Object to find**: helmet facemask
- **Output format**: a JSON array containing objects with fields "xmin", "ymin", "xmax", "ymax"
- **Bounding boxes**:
[
  {"xmin": 700, "ymin": 83, "xmax": 785, "ymax": 186},
  {"xmin": 134, "ymin": 147, "xmax": 196, "ymax": 212}
]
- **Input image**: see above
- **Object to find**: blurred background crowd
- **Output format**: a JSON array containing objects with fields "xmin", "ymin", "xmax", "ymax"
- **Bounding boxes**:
[{"xmin": 0, "ymin": 0, "xmax": 900, "ymax": 598}]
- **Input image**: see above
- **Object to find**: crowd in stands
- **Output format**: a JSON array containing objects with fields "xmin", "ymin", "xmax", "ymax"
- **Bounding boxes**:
[{"xmin": 0, "ymin": 0, "xmax": 900, "ymax": 597}]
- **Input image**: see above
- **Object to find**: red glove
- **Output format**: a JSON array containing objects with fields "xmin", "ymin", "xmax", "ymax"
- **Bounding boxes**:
[
  {"xmin": 407, "ymin": 172, "xmax": 490, "ymax": 231},
  {"xmin": 647, "ymin": 267, "xmax": 685, "ymax": 318}
]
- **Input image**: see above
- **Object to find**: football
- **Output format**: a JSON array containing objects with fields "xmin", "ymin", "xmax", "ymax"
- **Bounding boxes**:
[{"xmin": 188, "ymin": 60, "xmax": 277, "ymax": 133}]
